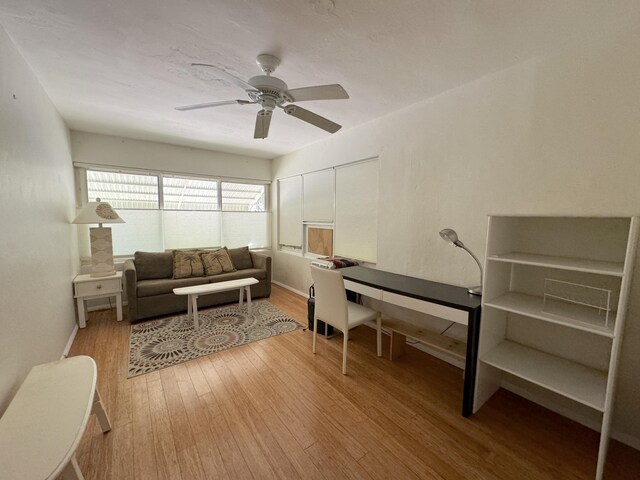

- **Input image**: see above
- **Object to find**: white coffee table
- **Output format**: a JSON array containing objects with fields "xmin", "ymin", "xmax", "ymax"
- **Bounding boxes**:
[{"xmin": 173, "ymin": 277, "xmax": 259, "ymax": 329}]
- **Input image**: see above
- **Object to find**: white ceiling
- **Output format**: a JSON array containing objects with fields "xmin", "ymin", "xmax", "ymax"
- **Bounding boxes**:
[{"xmin": 0, "ymin": 1, "xmax": 636, "ymax": 159}]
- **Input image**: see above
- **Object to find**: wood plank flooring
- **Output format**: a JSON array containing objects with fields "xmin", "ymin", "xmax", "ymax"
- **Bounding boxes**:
[{"xmin": 69, "ymin": 284, "xmax": 640, "ymax": 479}]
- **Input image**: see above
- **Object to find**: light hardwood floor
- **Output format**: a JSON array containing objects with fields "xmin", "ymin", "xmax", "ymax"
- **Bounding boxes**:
[{"xmin": 69, "ymin": 284, "xmax": 640, "ymax": 479}]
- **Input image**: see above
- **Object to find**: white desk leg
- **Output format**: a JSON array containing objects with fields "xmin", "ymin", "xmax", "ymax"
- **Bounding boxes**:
[
  {"xmin": 246, "ymin": 286, "xmax": 252, "ymax": 317},
  {"xmin": 187, "ymin": 294, "xmax": 192, "ymax": 322},
  {"xmin": 63, "ymin": 454, "xmax": 84, "ymax": 480},
  {"xmin": 239, "ymin": 286, "xmax": 244, "ymax": 311},
  {"xmin": 115, "ymin": 293, "xmax": 123, "ymax": 322},
  {"xmin": 92, "ymin": 387, "xmax": 112, "ymax": 433},
  {"xmin": 77, "ymin": 298, "xmax": 86, "ymax": 329},
  {"xmin": 192, "ymin": 294, "xmax": 199, "ymax": 329}
]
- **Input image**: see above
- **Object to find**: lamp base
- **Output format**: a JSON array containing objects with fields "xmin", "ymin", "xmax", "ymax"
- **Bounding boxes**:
[
  {"xmin": 467, "ymin": 285, "xmax": 482, "ymax": 296},
  {"xmin": 89, "ymin": 226, "xmax": 116, "ymax": 278}
]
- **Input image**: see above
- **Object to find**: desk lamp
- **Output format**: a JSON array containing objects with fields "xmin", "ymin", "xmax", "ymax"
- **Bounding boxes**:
[
  {"xmin": 73, "ymin": 198, "xmax": 124, "ymax": 277},
  {"xmin": 439, "ymin": 228, "xmax": 483, "ymax": 296}
]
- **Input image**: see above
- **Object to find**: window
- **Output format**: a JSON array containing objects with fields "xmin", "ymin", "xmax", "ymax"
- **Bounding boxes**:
[
  {"xmin": 163, "ymin": 177, "xmax": 218, "ymax": 210},
  {"xmin": 80, "ymin": 169, "xmax": 270, "ymax": 255},
  {"xmin": 87, "ymin": 171, "xmax": 158, "ymax": 209},
  {"xmin": 302, "ymin": 169, "xmax": 334, "ymax": 257},
  {"xmin": 221, "ymin": 182, "xmax": 266, "ymax": 212}
]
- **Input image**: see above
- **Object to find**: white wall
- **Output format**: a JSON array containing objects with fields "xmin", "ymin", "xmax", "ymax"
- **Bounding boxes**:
[
  {"xmin": 0, "ymin": 26, "xmax": 78, "ymax": 412},
  {"xmin": 70, "ymin": 131, "xmax": 272, "ymax": 182},
  {"xmin": 272, "ymin": 27, "xmax": 640, "ymax": 444}
]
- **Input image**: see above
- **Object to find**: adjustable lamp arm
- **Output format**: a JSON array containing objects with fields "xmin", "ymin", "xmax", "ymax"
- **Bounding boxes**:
[
  {"xmin": 457, "ymin": 242, "xmax": 483, "ymax": 290},
  {"xmin": 439, "ymin": 228, "xmax": 483, "ymax": 296}
]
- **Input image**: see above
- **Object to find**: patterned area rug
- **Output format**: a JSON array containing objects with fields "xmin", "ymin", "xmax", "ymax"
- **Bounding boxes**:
[{"xmin": 128, "ymin": 300, "xmax": 303, "ymax": 377}]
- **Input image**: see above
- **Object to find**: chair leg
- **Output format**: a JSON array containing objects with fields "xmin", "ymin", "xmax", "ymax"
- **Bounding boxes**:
[
  {"xmin": 312, "ymin": 316, "xmax": 318, "ymax": 354},
  {"xmin": 92, "ymin": 387, "xmax": 112, "ymax": 433},
  {"xmin": 62, "ymin": 454, "xmax": 84, "ymax": 480},
  {"xmin": 342, "ymin": 330, "xmax": 349, "ymax": 375},
  {"xmin": 376, "ymin": 313, "xmax": 382, "ymax": 357}
]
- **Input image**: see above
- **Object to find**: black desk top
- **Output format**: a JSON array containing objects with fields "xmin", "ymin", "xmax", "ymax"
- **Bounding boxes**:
[{"xmin": 340, "ymin": 266, "xmax": 482, "ymax": 313}]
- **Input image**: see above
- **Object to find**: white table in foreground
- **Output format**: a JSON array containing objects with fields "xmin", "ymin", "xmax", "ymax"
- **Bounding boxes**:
[
  {"xmin": 173, "ymin": 277, "xmax": 259, "ymax": 329},
  {"xmin": 0, "ymin": 355, "xmax": 111, "ymax": 480},
  {"xmin": 73, "ymin": 271, "xmax": 123, "ymax": 328}
]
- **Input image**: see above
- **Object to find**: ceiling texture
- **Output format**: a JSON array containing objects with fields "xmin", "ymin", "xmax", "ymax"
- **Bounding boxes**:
[{"xmin": 0, "ymin": 1, "xmax": 637, "ymax": 159}]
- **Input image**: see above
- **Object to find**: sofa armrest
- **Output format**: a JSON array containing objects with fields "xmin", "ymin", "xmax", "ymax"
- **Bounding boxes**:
[
  {"xmin": 123, "ymin": 259, "xmax": 138, "ymax": 322},
  {"xmin": 250, "ymin": 251, "xmax": 271, "ymax": 297}
]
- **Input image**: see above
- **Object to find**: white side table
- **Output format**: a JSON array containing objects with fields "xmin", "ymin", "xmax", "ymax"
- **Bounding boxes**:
[{"xmin": 73, "ymin": 271, "xmax": 123, "ymax": 328}]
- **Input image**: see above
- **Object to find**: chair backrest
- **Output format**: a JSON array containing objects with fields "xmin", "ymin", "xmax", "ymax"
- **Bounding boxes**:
[{"xmin": 310, "ymin": 265, "xmax": 348, "ymax": 330}]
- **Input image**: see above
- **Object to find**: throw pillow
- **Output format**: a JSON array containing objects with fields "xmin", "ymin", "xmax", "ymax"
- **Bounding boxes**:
[
  {"xmin": 200, "ymin": 248, "xmax": 236, "ymax": 276},
  {"xmin": 134, "ymin": 251, "xmax": 174, "ymax": 280},
  {"xmin": 227, "ymin": 246, "xmax": 253, "ymax": 270},
  {"xmin": 173, "ymin": 251, "xmax": 205, "ymax": 279},
  {"xmin": 200, "ymin": 251, "xmax": 223, "ymax": 276}
]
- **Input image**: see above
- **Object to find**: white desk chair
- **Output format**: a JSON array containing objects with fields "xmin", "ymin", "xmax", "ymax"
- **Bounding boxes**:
[{"xmin": 310, "ymin": 265, "xmax": 382, "ymax": 374}]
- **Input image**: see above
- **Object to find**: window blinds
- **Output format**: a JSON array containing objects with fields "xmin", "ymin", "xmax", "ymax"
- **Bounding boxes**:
[
  {"xmin": 303, "ymin": 169, "xmax": 334, "ymax": 222},
  {"xmin": 334, "ymin": 159, "xmax": 379, "ymax": 263},
  {"xmin": 278, "ymin": 176, "xmax": 303, "ymax": 247}
]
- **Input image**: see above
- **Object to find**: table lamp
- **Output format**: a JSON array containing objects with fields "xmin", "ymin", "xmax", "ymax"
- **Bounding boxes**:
[
  {"xmin": 73, "ymin": 198, "xmax": 125, "ymax": 277},
  {"xmin": 439, "ymin": 228, "xmax": 483, "ymax": 295}
]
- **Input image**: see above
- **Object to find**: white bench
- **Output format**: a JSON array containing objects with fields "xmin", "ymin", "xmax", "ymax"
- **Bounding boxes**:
[
  {"xmin": 0, "ymin": 355, "xmax": 111, "ymax": 480},
  {"xmin": 173, "ymin": 277, "xmax": 259, "ymax": 329}
]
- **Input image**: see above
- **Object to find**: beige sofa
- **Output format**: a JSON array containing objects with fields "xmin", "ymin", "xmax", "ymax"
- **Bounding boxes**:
[{"xmin": 124, "ymin": 247, "xmax": 271, "ymax": 322}]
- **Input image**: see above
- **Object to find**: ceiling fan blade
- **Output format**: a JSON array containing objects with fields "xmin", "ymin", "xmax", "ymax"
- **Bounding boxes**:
[
  {"xmin": 285, "ymin": 84, "xmax": 349, "ymax": 102},
  {"xmin": 283, "ymin": 105, "xmax": 341, "ymax": 133},
  {"xmin": 175, "ymin": 99, "xmax": 253, "ymax": 111},
  {"xmin": 191, "ymin": 63, "xmax": 256, "ymax": 92},
  {"xmin": 254, "ymin": 110, "xmax": 273, "ymax": 139}
]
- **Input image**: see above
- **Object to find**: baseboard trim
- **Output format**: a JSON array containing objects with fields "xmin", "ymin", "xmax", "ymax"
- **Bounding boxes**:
[
  {"xmin": 62, "ymin": 323, "xmax": 78, "ymax": 359},
  {"xmin": 273, "ymin": 281, "xmax": 308, "ymax": 298}
]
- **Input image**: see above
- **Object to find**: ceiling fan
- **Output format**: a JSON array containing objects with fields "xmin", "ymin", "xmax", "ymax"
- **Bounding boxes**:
[{"xmin": 175, "ymin": 54, "xmax": 349, "ymax": 139}]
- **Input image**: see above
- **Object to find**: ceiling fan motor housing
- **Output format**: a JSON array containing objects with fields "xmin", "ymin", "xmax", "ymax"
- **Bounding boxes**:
[{"xmin": 248, "ymin": 75, "xmax": 288, "ymax": 96}]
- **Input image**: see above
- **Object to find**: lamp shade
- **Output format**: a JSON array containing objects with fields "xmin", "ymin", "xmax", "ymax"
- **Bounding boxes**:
[
  {"xmin": 439, "ymin": 228, "xmax": 460, "ymax": 246},
  {"xmin": 73, "ymin": 198, "xmax": 124, "ymax": 225}
]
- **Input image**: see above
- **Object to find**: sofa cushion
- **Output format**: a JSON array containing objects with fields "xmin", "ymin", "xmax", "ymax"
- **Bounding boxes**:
[
  {"xmin": 207, "ymin": 267, "xmax": 265, "ymax": 283},
  {"xmin": 137, "ymin": 277, "xmax": 208, "ymax": 298},
  {"xmin": 134, "ymin": 251, "xmax": 174, "ymax": 280},
  {"xmin": 173, "ymin": 251, "xmax": 205, "ymax": 278},
  {"xmin": 227, "ymin": 246, "xmax": 253, "ymax": 270},
  {"xmin": 201, "ymin": 248, "xmax": 236, "ymax": 276}
]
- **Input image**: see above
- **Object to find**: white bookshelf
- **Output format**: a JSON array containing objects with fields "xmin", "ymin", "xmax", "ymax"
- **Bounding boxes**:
[{"xmin": 474, "ymin": 216, "xmax": 639, "ymax": 480}]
